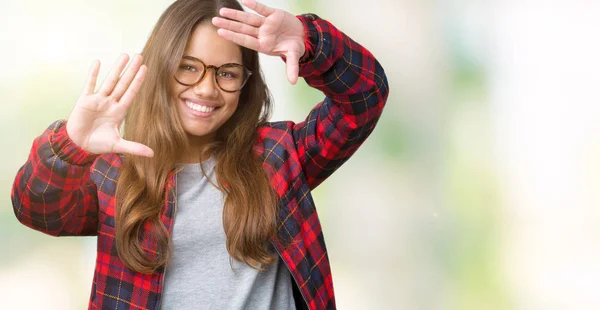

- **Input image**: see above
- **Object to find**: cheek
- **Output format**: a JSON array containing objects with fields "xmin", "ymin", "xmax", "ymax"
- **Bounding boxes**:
[
  {"xmin": 223, "ymin": 93, "xmax": 241, "ymax": 110},
  {"xmin": 169, "ymin": 81, "xmax": 186, "ymax": 99}
]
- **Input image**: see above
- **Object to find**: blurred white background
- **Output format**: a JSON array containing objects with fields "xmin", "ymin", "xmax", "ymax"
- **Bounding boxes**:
[{"xmin": 1, "ymin": 0, "xmax": 599, "ymax": 309}]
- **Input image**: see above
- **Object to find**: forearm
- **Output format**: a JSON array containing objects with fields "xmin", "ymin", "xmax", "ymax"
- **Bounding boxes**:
[
  {"xmin": 11, "ymin": 120, "xmax": 100, "ymax": 236},
  {"xmin": 297, "ymin": 13, "xmax": 389, "ymax": 121},
  {"xmin": 291, "ymin": 14, "xmax": 389, "ymax": 189}
]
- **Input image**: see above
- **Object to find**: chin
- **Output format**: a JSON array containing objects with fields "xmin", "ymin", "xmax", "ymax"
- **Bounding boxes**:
[{"xmin": 183, "ymin": 126, "xmax": 216, "ymax": 139}]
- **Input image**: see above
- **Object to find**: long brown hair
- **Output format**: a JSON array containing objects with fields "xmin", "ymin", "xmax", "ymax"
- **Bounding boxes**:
[{"xmin": 115, "ymin": 0, "xmax": 279, "ymax": 274}]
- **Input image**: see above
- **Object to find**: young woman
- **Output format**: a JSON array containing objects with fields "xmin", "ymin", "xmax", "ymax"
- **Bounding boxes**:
[{"xmin": 11, "ymin": 0, "xmax": 388, "ymax": 309}]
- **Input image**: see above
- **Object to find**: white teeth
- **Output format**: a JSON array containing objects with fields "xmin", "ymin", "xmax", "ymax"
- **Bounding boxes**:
[{"xmin": 185, "ymin": 100, "xmax": 216, "ymax": 113}]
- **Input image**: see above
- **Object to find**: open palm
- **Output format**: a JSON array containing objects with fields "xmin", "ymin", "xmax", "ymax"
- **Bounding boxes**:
[
  {"xmin": 212, "ymin": 0, "xmax": 306, "ymax": 84},
  {"xmin": 66, "ymin": 54, "xmax": 154, "ymax": 158}
]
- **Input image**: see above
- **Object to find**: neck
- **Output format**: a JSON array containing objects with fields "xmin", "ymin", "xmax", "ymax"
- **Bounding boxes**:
[{"xmin": 178, "ymin": 133, "xmax": 215, "ymax": 164}]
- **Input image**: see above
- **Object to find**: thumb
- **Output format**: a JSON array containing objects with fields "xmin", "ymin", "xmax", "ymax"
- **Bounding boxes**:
[
  {"xmin": 113, "ymin": 139, "xmax": 155, "ymax": 158},
  {"xmin": 285, "ymin": 50, "xmax": 301, "ymax": 85}
]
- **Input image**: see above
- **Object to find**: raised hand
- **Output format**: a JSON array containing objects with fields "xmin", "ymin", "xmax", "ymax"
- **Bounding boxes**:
[
  {"xmin": 212, "ymin": 0, "xmax": 306, "ymax": 84},
  {"xmin": 65, "ymin": 54, "xmax": 154, "ymax": 158}
]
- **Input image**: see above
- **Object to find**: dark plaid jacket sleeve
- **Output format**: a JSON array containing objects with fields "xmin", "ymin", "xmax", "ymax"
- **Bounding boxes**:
[
  {"xmin": 11, "ymin": 120, "xmax": 100, "ymax": 236},
  {"xmin": 293, "ymin": 14, "xmax": 389, "ymax": 189}
]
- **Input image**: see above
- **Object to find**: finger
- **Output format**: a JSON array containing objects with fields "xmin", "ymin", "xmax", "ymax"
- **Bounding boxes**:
[
  {"xmin": 83, "ymin": 60, "xmax": 101, "ymax": 95},
  {"xmin": 111, "ymin": 54, "xmax": 143, "ymax": 101},
  {"xmin": 217, "ymin": 28, "xmax": 260, "ymax": 51},
  {"xmin": 285, "ymin": 51, "xmax": 300, "ymax": 85},
  {"xmin": 219, "ymin": 8, "xmax": 264, "ymax": 27},
  {"xmin": 212, "ymin": 17, "xmax": 259, "ymax": 38},
  {"xmin": 118, "ymin": 65, "xmax": 147, "ymax": 107},
  {"xmin": 241, "ymin": 0, "xmax": 275, "ymax": 17},
  {"xmin": 98, "ymin": 54, "xmax": 130, "ymax": 96},
  {"xmin": 113, "ymin": 139, "xmax": 154, "ymax": 158}
]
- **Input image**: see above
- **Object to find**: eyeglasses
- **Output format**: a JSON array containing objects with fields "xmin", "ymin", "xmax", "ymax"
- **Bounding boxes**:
[{"xmin": 174, "ymin": 56, "xmax": 252, "ymax": 93}]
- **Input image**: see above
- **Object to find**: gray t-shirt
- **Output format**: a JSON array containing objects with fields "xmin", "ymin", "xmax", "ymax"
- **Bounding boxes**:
[{"xmin": 160, "ymin": 157, "xmax": 296, "ymax": 310}]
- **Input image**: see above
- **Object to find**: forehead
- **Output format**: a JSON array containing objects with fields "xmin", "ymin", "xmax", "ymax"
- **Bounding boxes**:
[{"xmin": 183, "ymin": 23, "xmax": 242, "ymax": 65}]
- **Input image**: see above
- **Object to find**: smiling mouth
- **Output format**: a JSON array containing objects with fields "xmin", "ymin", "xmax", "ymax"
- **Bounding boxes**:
[{"xmin": 184, "ymin": 100, "xmax": 220, "ymax": 113}]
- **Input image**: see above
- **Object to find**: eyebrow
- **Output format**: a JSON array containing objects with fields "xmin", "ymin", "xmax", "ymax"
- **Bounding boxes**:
[{"xmin": 181, "ymin": 55, "xmax": 242, "ymax": 66}]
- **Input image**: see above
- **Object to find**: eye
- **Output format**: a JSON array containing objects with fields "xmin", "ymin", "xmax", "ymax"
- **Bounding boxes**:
[
  {"xmin": 217, "ymin": 71, "xmax": 237, "ymax": 79},
  {"xmin": 180, "ymin": 65, "xmax": 197, "ymax": 72}
]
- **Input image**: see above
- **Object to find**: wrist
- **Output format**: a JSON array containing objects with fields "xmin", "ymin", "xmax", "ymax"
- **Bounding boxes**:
[
  {"xmin": 52, "ymin": 120, "xmax": 99, "ymax": 166},
  {"xmin": 295, "ymin": 15, "xmax": 314, "ymax": 64},
  {"xmin": 65, "ymin": 121, "xmax": 84, "ymax": 149}
]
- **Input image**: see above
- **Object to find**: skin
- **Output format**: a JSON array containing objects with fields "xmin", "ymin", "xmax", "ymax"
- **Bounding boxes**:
[
  {"xmin": 170, "ymin": 23, "xmax": 243, "ymax": 163},
  {"xmin": 212, "ymin": 0, "xmax": 305, "ymax": 84},
  {"xmin": 65, "ymin": 0, "xmax": 305, "ymax": 160}
]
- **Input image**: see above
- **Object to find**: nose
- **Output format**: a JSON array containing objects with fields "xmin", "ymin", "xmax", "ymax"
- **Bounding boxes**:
[{"xmin": 191, "ymin": 68, "xmax": 219, "ymax": 98}]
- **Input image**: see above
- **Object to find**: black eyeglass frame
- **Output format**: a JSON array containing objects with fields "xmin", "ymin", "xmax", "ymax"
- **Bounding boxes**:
[{"xmin": 174, "ymin": 55, "xmax": 253, "ymax": 93}]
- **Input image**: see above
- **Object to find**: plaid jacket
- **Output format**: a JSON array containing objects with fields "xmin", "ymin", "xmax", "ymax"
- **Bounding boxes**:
[{"xmin": 12, "ymin": 14, "xmax": 388, "ymax": 310}]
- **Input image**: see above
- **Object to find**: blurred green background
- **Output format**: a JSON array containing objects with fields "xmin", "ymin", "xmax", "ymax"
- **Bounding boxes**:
[{"xmin": 2, "ymin": 0, "xmax": 600, "ymax": 309}]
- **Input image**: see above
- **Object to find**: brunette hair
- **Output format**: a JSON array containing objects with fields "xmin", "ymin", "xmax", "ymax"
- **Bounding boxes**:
[{"xmin": 115, "ymin": 0, "xmax": 279, "ymax": 274}]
